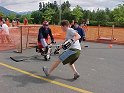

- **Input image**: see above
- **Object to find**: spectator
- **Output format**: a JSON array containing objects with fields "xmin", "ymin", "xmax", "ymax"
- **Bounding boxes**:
[
  {"xmin": 80, "ymin": 19, "xmax": 88, "ymax": 32},
  {"xmin": 5, "ymin": 18, "xmax": 10, "ymax": 27},
  {"xmin": 0, "ymin": 17, "xmax": 3, "ymax": 43},
  {"xmin": 74, "ymin": 21, "xmax": 86, "ymax": 43},
  {"xmin": 0, "ymin": 19, "xmax": 12, "ymax": 44},
  {"xmin": 12, "ymin": 19, "xmax": 16, "ymax": 27},
  {"xmin": 23, "ymin": 18, "xmax": 28, "ymax": 25},
  {"xmin": 80, "ymin": 19, "xmax": 86, "ymax": 27},
  {"xmin": 16, "ymin": 18, "xmax": 20, "ymax": 26},
  {"xmin": 70, "ymin": 20, "xmax": 75, "ymax": 28},
  {"xmin": 86, "ymin": 19, "xmax": 89, "ymax": 26}
]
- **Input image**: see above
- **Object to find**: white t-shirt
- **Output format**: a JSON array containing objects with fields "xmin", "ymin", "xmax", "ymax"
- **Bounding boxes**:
[
  {"xmin": 2, "ymin": 24, "xmax": 9, "ymax": 35},
  {"xmin": 66, "ymin": 28, "xmax": 81, "ymax": 50}
]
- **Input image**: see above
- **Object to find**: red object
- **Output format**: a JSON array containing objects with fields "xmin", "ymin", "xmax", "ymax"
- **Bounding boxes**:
[
  {"xmin": 6, "ymin": 19, "xmax": 10, "ymax": 27},
  {"xmin": 24, "ymin": 18, "xmax": 28, "ymax": 25},
  {"xmin": 43, "ymin": 21, "xmax": 49, "ymax": 25},
  {"xmin": 0, "ymin": 16, "xmax": 2, "ymax": 21},
  {"xmin": 38, "ymin": 38, "xmax": 48, "ymax": 49},
  {"xmin": 109, "ymin": 44, "xmax": 113, "ymax": 48}
]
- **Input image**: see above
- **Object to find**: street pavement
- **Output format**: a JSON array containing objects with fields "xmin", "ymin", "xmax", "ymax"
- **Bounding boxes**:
[{"xmin": 0, "ymin": 42, "xmax": 124, "ymax": 93}]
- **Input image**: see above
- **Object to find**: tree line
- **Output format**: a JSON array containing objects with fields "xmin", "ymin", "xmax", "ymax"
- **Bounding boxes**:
[{"xmin": 0, "ymin": 1, "xmax": 124, "ymax": 27}]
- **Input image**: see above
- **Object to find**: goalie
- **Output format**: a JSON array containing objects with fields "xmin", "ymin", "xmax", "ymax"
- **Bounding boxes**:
[
  {"xmin": 37, "ymin": 21, "xmax": 56, "ymax": 54},
  {"xmin": 42, "ymin": 20, "xmax": 81, "ymax": 80}
]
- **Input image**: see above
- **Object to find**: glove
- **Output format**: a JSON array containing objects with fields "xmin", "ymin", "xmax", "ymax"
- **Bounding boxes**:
[
  {"xmin": 62, "ymin": 39, "xmax": 75, "ymax": 50},
  {"xmin": 54, "ymin": 48, "xmax": 60, "ymax": 54}
]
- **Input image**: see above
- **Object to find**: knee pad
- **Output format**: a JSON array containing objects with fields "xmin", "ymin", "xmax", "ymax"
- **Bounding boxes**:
[{"xmin": 44, "ymin": 47, "xmax": 48, "ymax": 54}]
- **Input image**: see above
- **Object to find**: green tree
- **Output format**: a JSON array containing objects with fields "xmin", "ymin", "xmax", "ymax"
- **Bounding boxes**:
[
  {"xmin": 95, "ymin": 9, "xmax": 107, "ymax": 25},
  {"xmin": 8, "ymin": 13, "xmax": 16, "ymax": 21},
  {"xmin": 39, "ymin": 2, "xmax": 42, "ymax": 11},
  {"xmin": 42, "ymin": 8, "xmax": 55, "ymax": 23},
  {"xmin": 90, "ymin": 10, "xmax": 96, "ymax": 21},
  {"xmin": 105, "ymin": 8, "xmax": 112, "ymax": 22},
  {"xmin": 31, "ymin": 11, "xmax": 42, "ymax": 24},
  {"xmin": 82, "ymin": 10, "xmax": 91, "ymax": 20},
  {"xmin": 0, "ymin": 12, "xmax": 5, "ymax": 17},
  {"xmin": 19, "ymin": 14, "xmax": 31, "ymax": 23},
  {"xmin": 61, "ymin": 1, "xmax": 71, "ymax": 11},
  {"xmin": 112, "ymin": 4, "xmax": 124, "ymax": 23},
  {"xmin": 29, "ymin": 0, "xmax": 124, "ymax": 27},
  {"xmin": 62, "ymin": 7, "xmax": 72, "ymax": 22},
  {"xmin": 71, "ymin": 5, "xmax": 83, "ymax": 22}
]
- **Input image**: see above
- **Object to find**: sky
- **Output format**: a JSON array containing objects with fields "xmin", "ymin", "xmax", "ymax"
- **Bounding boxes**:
[{"xmin": 0, "ymin": 0, "xmax": 123, "ymax": 12}]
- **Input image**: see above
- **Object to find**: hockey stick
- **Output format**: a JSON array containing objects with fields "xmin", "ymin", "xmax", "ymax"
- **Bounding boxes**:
[{"xmin": 10, "ymin": 57, "xmax": 30, "ymax": 62}]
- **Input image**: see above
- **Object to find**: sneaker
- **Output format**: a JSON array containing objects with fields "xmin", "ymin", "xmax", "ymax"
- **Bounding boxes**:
[
  {"xmin": 73, "ymin": 73, "xmax": 80, "ymax": 80},
  {"xmin": 42, "ymin": 67, "xmax": 49, "ymax": 76}
]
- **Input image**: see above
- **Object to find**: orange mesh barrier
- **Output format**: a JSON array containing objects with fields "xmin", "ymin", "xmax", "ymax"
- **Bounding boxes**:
[{"xmin": 0, "ymin": 25, "xmax": 124, "ymax": 51}]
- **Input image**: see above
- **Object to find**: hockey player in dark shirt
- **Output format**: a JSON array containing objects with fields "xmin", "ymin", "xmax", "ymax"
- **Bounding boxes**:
[{"xmin": 37, "ymin": 21, "xmax": 55, "ymax": 55}]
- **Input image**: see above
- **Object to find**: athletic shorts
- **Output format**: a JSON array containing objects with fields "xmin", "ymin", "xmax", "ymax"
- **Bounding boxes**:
[{"xmin": 59, "ymin": 48, "xmax": 81, "ymax": 65}]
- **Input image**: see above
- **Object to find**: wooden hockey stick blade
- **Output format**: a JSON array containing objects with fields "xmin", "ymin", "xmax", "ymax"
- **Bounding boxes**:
[{"xmin": 10, "ymin": 57, "xmax": 24, "ymax": 62}]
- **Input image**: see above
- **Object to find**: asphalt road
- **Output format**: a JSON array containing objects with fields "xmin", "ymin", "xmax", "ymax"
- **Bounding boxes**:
[{"xmin": 0, "ymin": 42, "xmax": 124, "ymax": 93}]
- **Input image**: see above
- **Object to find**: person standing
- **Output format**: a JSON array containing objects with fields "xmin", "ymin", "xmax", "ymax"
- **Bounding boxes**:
[
  {"xmin": 42, "ymin": 20, "xmax": 81, "ymax": 80},
  {"xmin": 0, "ymin": 17, "xmax": 3, "ymax": 43},
  {"xmin": 16, "ymin": 18, "xmax": 20, "ymax": 26},
  {"xmin": 80, "ymin": 19, "xmax": 88, "ymax": 32},
  {"xmin": 70, "ymin": 20, "xmax": 75, "ymax": 28},
  {"xmin": 74, "ymin": 21, "xmax": 85, "ymax": 43},
  {"xmin": 0, "ymin": 19, "xmax": 12, "ymax": 43},
  {"xmin": 12, "ymin": 19, "xmax": 16, "ymax": 27},
  {"xmin": 23, "ymin": 18, "xmax": 28, "ymax": 25},
  {"xmin": 5, "ymin": 18, "xmax": 10, "ymax": 27},
  {"xmin": 86, "ymin": 19, "xmax": 89, "ymax": 26}
]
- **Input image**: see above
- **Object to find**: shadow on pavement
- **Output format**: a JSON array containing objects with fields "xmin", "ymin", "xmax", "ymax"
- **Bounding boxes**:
[
  {"xmin": 46, "ymin": 75, "xmax": 76, "ymax": 82},
  {"xmin": 3, "ymin": 71, "xmax": 48, "ymax": 87}
]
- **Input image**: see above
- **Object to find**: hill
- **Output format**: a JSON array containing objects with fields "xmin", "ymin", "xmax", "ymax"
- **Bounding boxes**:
[
  {"xmin": 0, "ymin": 6, "xmax": 17, "ymax": 15},
  {"xmin": 18, "ymin": 11, "xmax": 32, "ymax": 15}
]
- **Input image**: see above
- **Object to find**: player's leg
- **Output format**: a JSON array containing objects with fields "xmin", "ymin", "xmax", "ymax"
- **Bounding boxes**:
[
  {"xmin": 42, "ymin": 49, "xmax": 72, "ymax": 76},
  {"xmin": 69, "ymin": 64, "xmax": 79, "ymax": 75},
  {"xmin": 39, "ymin": 38, "xmax": 48, "ymax": 54},
  {"xmin": 40, "ymin": 38, "xmax": 48, "ymax": 48},
  {"xmin": 43, "ymin": 59, "xmax": 61, "ymax": 76},
  {"xmin": 49, "ymin": 60, "xmax": 61, "ymax": 74},
  {"xmin": 69, "ymin": 64, "xmax": 80, "ymax": 79},
  {"xmin": 68, "ymin": 49, "xmax": 81, "ymax": 79}
]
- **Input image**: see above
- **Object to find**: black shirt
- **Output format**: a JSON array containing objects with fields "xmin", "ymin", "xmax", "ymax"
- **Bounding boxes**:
[{"xmin": 38, "ymin": 26, "xmax": 54, "ymax": 42}]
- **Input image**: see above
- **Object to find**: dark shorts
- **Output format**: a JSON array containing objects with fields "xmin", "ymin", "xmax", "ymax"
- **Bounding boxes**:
[{"xmin": 59, "ymin": 48, "xmax": 81, "ymax": 65}]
